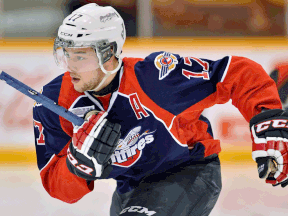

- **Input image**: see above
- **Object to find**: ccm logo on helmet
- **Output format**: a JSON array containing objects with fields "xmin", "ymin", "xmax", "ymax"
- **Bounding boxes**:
[
  {"xmin": 60, "ymin": 32, "xmax": 73, "ymax": 37},
  {"xmin": 120, "ymin": 206, "xmax": 156, "ymax": 216},
  {"xmin": 255, "ymin": 119, "xmax": 288, "ymax": 133}
]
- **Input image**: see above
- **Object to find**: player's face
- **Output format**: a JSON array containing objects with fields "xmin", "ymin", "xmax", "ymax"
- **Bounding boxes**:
[
  {"xmin": 68, "ymin": 49, "xmax": 118, "ymax": 93},
  {"xmin": 69, "ymin": 67, "xmax": 106, "ymax": 93},
  {"xmin": 63, "ymin": 47, "xmax": 101, "ymax": 92},
  {"xmin": 63, "ymin": 47, "xmax": 100, "ymax": 73}
]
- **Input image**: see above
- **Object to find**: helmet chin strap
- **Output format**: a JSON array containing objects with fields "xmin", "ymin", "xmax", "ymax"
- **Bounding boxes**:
[{"xmin": 92, "ymin": 57, "xmax": 122, "ymax": 92}]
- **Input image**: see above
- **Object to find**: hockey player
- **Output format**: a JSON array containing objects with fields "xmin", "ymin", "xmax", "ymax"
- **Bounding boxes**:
[{"xmin": 33, "ymin": 3, "xmax": 288, "ymax": 216}]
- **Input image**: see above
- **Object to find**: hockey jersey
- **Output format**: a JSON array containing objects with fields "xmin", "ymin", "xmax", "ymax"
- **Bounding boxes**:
[{"xmin": 33, "ymin": 52, "xmax": 281, "ymax": 203}]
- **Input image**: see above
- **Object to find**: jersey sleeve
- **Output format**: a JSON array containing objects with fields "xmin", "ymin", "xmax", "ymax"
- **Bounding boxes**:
[
  {"xmin": 135, "ymin": 52, "xmax": 281, "ymax": 121},
  {"xmin": 33, "ymin": 77, "xmax": 94, "ymax": 204},
  {"xmin": 135, "ymin": 52, "xmax": 232, "ymax": 115},
  {"xmin": 217, "ymin": 56, "xmax": 282, "ymax": 121}
]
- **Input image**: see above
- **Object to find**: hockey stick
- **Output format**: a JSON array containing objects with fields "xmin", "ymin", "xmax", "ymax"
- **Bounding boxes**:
[{"xmin": 0, "ymin": 71, "xmax": 84, "ymax": 126}]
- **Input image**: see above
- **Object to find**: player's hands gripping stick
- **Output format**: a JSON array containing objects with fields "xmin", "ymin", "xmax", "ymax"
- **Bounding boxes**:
[
  {"xmin": 66, "ymin": 110, "xmax": 121, "ymax": 181},
  {"xmin": 250, "ymin": 109, "xmax": 288, "ymax": 187}
]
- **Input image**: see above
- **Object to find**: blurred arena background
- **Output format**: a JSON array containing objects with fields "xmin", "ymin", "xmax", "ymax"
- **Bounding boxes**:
[{"xmin": 1, "ymin": 0, "xmax": 288, "ymax": 215}]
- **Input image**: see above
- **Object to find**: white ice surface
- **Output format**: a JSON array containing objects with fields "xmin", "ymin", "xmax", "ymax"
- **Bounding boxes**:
[{"xmin": 1, "ymin": 164, "xmax": 288, "ymax": 216}]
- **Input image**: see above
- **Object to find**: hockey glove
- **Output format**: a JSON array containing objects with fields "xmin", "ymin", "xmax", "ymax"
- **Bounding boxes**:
[
  {"xmin": 250, "ymin": 109, "xmax": 288, "ymax": 187},
  {"xmin": 66, "ymin": 111, "xmax": 121, "ymax": 181}
]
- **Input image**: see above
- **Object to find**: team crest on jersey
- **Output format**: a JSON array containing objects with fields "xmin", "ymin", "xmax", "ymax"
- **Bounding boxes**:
[
  {"xmin": 111, "ymin": 126, "xmax": 156, "ymax": 167},
  {"xmin": 154, "ymin": 52, "xmax": 178, "ymax": 80}
]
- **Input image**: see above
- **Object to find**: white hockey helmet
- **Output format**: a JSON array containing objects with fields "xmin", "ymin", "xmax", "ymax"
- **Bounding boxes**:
[{"xmin": 54, "ymin": 3, "xmax": 126, "ymax": 75}]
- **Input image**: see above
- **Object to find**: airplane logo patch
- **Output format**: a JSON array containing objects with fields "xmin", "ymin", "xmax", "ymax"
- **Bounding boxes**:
[{"xmin": 154, "ymin": 52, "xmax": 178, "ymax": 80}]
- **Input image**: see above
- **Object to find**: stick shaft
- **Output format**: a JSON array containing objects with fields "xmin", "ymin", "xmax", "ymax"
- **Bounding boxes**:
[{"xmin": 0, "ymin": 71, "xmax": 84, "ymax": 126}]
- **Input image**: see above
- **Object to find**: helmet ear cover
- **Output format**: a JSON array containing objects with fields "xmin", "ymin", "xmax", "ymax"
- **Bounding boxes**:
[{"xmin": 96, "ymin": 41, "xmax": 117, "ymax": 65}]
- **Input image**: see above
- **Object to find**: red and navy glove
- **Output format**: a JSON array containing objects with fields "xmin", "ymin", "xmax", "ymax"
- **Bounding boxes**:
[
  {"xmin": 66, "ymin": 111, "xmax": 121, "ymax": 181},
  {"xmin": 250, "ymin": 109, "xmax": 288, "ymax": 187}
]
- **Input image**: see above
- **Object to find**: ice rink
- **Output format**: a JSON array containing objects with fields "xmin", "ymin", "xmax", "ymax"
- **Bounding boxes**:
[{"xmin": 1, "ymin": 160, "xmax": 288, "ymax": 216}]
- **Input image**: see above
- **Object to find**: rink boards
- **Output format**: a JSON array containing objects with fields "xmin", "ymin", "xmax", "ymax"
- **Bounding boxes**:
[{"xmin": 0, "ymin": 37, "xmax": 288, "ymax": 165}]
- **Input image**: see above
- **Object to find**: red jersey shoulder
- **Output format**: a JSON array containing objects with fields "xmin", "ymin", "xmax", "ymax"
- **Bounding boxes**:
[
  {"xmin": 120, "ymin": 57, "xmax": 144, "ymax": 94},
  {"xmin": 122, "ymin": 57, "xmax": 144, "ymax": 73}
]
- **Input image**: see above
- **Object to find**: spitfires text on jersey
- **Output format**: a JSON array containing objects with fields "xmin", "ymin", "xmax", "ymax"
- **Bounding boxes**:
[{"xmin": 111, "ymin": 126, "xmax": 156, "ymax": 167}]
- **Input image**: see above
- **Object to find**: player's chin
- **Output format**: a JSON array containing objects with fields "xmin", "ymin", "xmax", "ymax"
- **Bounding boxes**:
[{"xmin": 72, "ymin": 82, "xmax": 85, "ymax": 93}]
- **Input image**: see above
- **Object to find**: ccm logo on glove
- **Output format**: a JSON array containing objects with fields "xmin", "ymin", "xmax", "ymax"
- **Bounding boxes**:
[
  {"xmin": 66, "ymin": 111, "xmax": 121, "ymax": 181},
  {"xmin": 67, "ymin": 147, "xmax": 94, "ymax": 175},
  {"xmin": 255, "ymin": 119, "xmax": 288, "ymax": 133}
]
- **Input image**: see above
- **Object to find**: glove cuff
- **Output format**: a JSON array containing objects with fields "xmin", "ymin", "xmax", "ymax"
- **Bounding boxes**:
[
  {"xmin": 249, "ymin": 109, "xmax": 283, "ymax": 128},
  {"xmin": 252, "ymin": 150, "xmax": 268, "ymax": 161}
]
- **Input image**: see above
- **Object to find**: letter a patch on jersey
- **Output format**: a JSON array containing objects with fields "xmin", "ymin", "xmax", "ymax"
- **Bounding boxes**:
[
  {"xmin": 129, "ymin": 93, "xmax": 149, "ymax": 120},
  {"xmin": 154, "ymin": 52, "xmax": 178, "ymax": 80}
]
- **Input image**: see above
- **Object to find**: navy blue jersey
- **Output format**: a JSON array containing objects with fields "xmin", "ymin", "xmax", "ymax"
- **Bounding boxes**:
[{"xmin": 33, "ymin": 52, "xmax": 281, "ymax": 203}]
